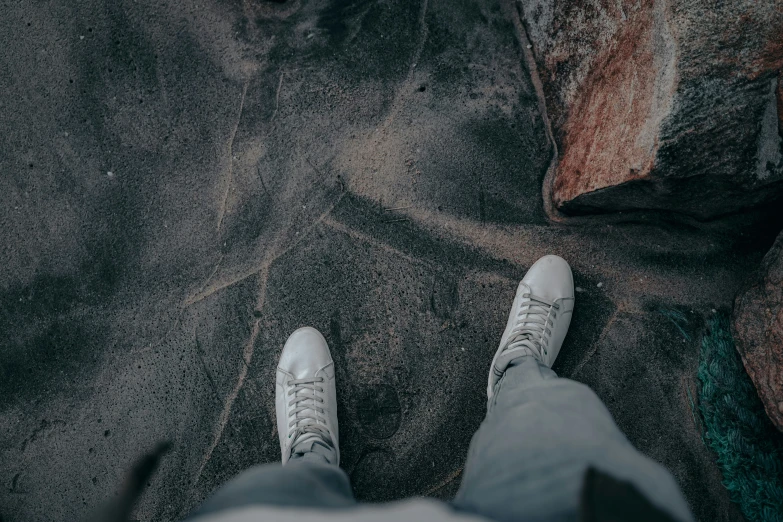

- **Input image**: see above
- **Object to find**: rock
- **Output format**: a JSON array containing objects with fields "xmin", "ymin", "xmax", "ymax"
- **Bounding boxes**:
[
  {"xmin": 732, "ymin": 231, "xmax": 783, "ymax": 432},
  {"xmin": 519, "ymin": 0, "xmax": 783, "ymax": 219}
]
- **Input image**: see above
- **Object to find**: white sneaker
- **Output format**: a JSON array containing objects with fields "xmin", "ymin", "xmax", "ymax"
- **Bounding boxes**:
[
  {"xmin": 275, "ymin": 327, "xmax": 340, "ymax": 465},
  {"xmin": 488, "ymin": 255, "xmax": 575, "ymax": 399}
]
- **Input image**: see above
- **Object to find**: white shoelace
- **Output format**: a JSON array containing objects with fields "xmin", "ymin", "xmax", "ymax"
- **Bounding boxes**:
[
  {"xmin": 500, "ymin": 292, "xmax": 560, "ymax": 361},
  {"xmin": 287, "ymin": 377, "xmax": 333, "ymax": 450}
]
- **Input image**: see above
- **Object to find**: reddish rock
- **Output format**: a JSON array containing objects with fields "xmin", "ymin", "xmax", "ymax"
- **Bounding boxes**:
[
  {"xmin": 520, "ymin": 0, "xmax": 783, "ymax": 218},
  {"xmin": 732, "ymin": 231, "xmax": 783, "ymax": 432}
]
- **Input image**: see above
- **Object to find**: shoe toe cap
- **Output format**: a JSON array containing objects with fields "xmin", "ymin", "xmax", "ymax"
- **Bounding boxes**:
[
  {"xmin": 522, "ymin": 255, "xmax": 574, "ymax": 302},
  {"xmin": 278, "ymin": 327, "xmax": 333, "ymax": 378}
]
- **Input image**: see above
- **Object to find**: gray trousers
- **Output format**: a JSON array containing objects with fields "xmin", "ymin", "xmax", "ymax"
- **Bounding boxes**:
[{"xmin": 190, "ymin": 357, "xmax": 693, "ymax": 522}]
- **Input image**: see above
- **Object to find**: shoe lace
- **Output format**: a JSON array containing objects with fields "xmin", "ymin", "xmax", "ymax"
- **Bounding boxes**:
[
  {"xmin": 501, "ymin": 292, "xmax": 560, "ymax": 360},
  {"xmin": 287, "ymin": 377, "xmax": 333, "ymax": 450}
]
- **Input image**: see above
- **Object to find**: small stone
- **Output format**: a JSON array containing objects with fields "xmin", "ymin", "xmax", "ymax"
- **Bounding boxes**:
[
  {"xmin": 597, "ymin": 282, "xmax": 603, "ymax": 288},
  {"xmin": 79, "ymin": 35, "xmax": 84, "ymax": 40},
  {"xmin": 575, "ymin": 287, "xmax": 586, "ymax": 293},
  {"xmin": 106, "ymin": 171, "xmax": 114, "ymax": 178}
]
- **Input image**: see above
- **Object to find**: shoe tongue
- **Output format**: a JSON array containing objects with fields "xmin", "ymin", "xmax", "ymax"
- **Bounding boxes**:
[
  {"xmin": 293, "ymin": 385, "xmax": 322, "ymax": 422},
  {"xmin": 289, "ymin": 390, "xmax": 329, "ymax": 448}
]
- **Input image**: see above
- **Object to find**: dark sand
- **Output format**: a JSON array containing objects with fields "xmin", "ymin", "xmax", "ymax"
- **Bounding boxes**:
[{"xmin": 1, "ymin": 0, "xmax": 777, "ymax": 520}]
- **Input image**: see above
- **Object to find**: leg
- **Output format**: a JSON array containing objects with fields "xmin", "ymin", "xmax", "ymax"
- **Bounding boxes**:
[
  {"xmin": 455, "ymin": 256, "xmax": 692, "ymax": 522},
  {"xmin": 189, "ymin": 451, "xmax": 354, "ymax": 518},
  {"xmin": 189, "ymin": 327, "xmax": 349, "ymax": 518},
  {"xmin": 453, "ymin": 356, "xmax": 693, "ymax": 522}
]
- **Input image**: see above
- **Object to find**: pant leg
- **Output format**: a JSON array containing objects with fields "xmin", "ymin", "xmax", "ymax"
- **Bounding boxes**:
[
  {"xmin": 187, "ymin": 452, "xmax": 355, "ymax": 519},
  {"xmin": 453, "ymin": 356, "xmax": 693, "ymax": 522}
]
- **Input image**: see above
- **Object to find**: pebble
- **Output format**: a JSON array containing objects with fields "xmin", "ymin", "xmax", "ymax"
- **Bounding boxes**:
[{"xmin": 597, "ymin": 282, "xmax": 604, "ymax": 288}]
